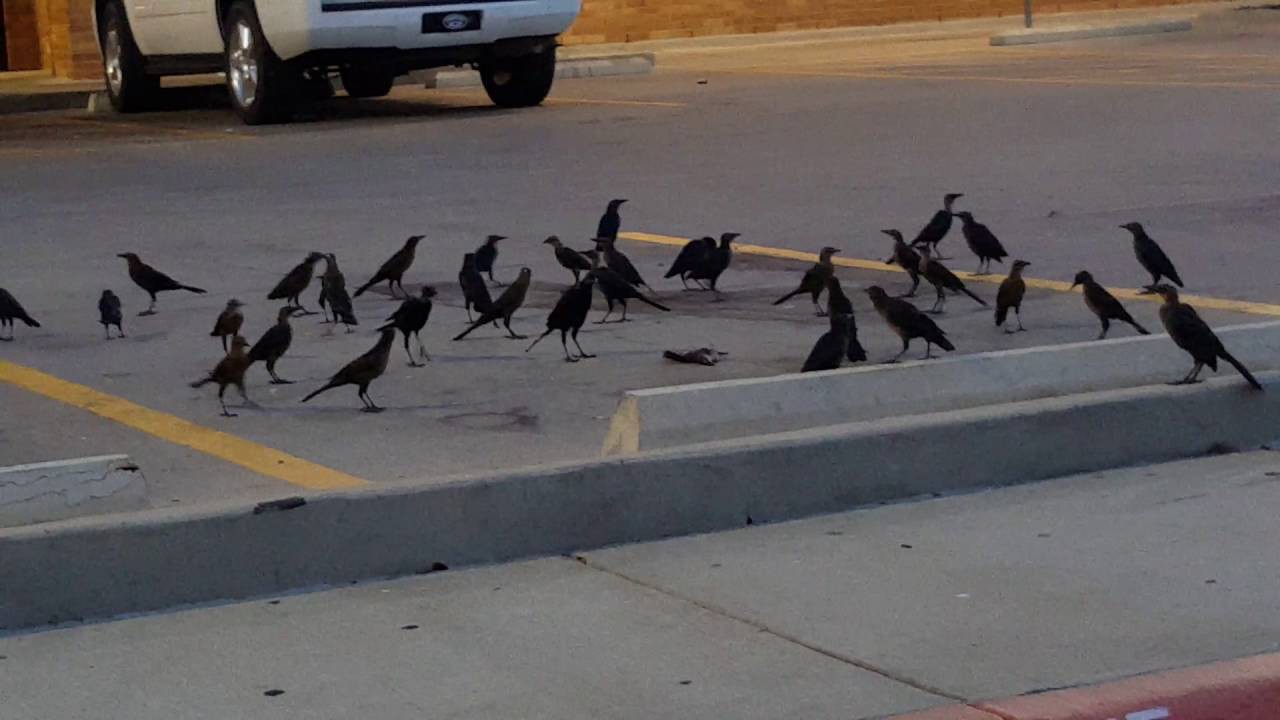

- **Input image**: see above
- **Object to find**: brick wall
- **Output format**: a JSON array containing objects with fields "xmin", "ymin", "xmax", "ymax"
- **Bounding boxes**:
[
  {"xmin": 40, "ymin": 0, "xmax": 99, "ymax": 79},
  {"xmin": 562, "ymin": 0, "xmax": 1204, "ymax": 44},
  {"xmin": 4, "ymin": 0, "xmax": 43, "ymax": 70}
]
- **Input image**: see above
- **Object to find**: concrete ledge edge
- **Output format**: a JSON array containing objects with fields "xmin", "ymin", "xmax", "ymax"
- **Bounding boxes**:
[{"xmin": 990, "ymin": 19, "xmax": 1193, "ymax": 45}]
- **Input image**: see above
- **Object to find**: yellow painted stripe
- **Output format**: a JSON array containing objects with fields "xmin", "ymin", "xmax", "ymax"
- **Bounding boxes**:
[
  {"xmin": 0, "ymin": 359, "xmax": 368, "ymax": 491},
  {"xmin": 730, "ymin": 67, "xmax": 1280, "ymax": 91},
  {"xmin": 619, "ymin": 231, "xmax": 1280, "ymax": 317}
]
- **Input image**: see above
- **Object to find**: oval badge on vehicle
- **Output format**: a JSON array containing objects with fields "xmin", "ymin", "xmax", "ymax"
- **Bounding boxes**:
[{"xmin": 441, "ymin": 12, "xmax": 471, "ymax": 31}]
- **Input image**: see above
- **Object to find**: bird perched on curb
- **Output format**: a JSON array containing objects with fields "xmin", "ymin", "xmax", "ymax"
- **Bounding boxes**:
[
  {"xmin": 665, "ymin": 236, "xmax": 716, "ymax": 290},
  {"xmin": 596, "ymin": 237, "xmax": 650, "ymax": 290},
  {"xmin": 248, "ymin": 306, "xmax": 301, "ymax": 384},
  {"xmin": 190, "ymin": 335, "xmax": 252, "ymax": 417},
  {"xmin": 268, "ymin": 252, "xmax": 325, "ymax": 314},
  {"xmin": 302, "ymin": 328, "xmax": 397, "ymax": 412},
  {"xmin": 354, "ymin": 235, "xmax": 423, "ymax": 299},
  {"xmin": 597, "ymin": 198, "xmax": 628, "ymax": 241},
  {"xmin": 318, "ymin": 253, "xmax": 347, "ymax": 324},
  {"xmin": 454, "ymin": 268, "xmax": 532, "ymax": 340},
  {"xmin": 475, "ymin": 234, "xmax": 506, "ymax": 286},
  {"xmin": 590, "ymin": 262, "xmax": 670, "ymax": 323},
  {"xmin": 1154, "ymin": 284, "xmax": 1261, "ymax": 390},
  {"xmin": 544, "ymin": 236, "xmax": 592, "ymax": 283},
  {"xmin": 911, "ymin": 193, "xmax": 963, "ymax": 259},
  {"xmin": 458, "ymin": 253, "xmax": 495, "ymax": 323},
  {"xmin": 117, "ymin": 253, "xmax": 206, "ymax": 315},
  {"xmin": 802, "ymin": 312, "xmax": 851, "ymax": 373},
  {"xmin": 917, "ymin": 245, "xmax": 987, "ymax": 313},
  {"xmin": 773, "ymin": 246, "xmax": 839, "ymax": 315},
  {"xmin": 995, "ymin": 260, "xmax": 1031, "ymax": 332},
  {"xmin": 1122, "ymin": 222, "xmax": 1183, "ymax": 292},
  {"xmin": 955, "ymin": 211, "xmax": 1008, "ymax": 275},
  {"xmin": 526, "ymin": 275, "xmax": 596, "ymax": 362},
  {"xmin": 882, "ymin": 229, "xmax": 922, "ymax": 297},
  {"xmin": 98, "ymin": 290, "xmax": 124, "ymax": 339},
  {"xmin": 825, "ymin": 277, "xmax": 867, "ymax": 363},
  {"xmin": 0, "ymin": 288, "xmax": 39, "ymax": 341},
  {"xmin": 687, "ymin": 232, "xmax": 739, "ymax": 297},
  {"xmin": 1071, "ymin": 271, "xmax": 1150, "ymax": 340},
  {"xmin": 865, "ymin": 285, "xmax": 955, "ymax": 362},
  {"xmin": 210, "ymin": 299, "xmax": 245, "ymax": 351},
  {"xmin": 381, "ymin": 286, "xmax": 436, "ymax": 367}
]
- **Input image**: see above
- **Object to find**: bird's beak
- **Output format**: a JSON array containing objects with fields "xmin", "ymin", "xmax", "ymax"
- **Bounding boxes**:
[{"xmin": 1070, "ymin": 281, "xmax": 1079, "ymax": 289}]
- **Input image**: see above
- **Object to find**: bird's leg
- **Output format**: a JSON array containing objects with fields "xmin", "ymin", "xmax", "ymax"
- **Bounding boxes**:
[
  {"xmin": 490, "ymin": 271, "xmax": 505, "ymax": 287},
  {"xmin": 616, "ymin": 303, "xmax": 632, "ymax": 323},
  {"xmin": 975, "ymin": 260, "xmax": 985, "ymax": 275},
  {"xmin": 139, "ymin": 296, "xmax": 158, "ymax": 316},
  {"xmin": 886, "ymin": 340, "xmax": 908, "ymax": 364},
  {"xmin": 1170, "ymin": 364, "xmax": 1202, "ymax": 385},
  {"xmin": 1016, "ymin": 308, "xmax": 1026, "ymax": 332},
  {"xmin": 504, "ymin": 316, "xmax": 527, "ymax": 340},
  {"xmin": 1139, "ymin": 274, "xmax": 1160, "ymax": 295},
  {"xmin": 1098, "ymin": 319, "xmax": 1110, "ymax": 340},
  {"xmin": 561, "ymin": 333, "xmax": 578, "ymax": 363},
  {"xmin": 933, "ymin": 244, "xmax": 950, "ymax": 261},
  {"xmin": 360, "ymin": 390, "xmax": 384, "ymax": 413},
  {"xmin": 417, "ymin": 333, "xmax": 430, "ymax": 363},
  {"xmin": 572, "ymin": 330, "xmax": 595, "ymax": 359},
  {"xmin": 464, "ymin": 304, "xmax": 474, "ymax": 323},
  {"xmin": 404, "ymin": 339, "xmax": 423, "ymax": 368},
  {"xmin": 594, "ymin": 301, "xmax": 614, "ymax": 325},
  {"xmin": 218, "ymin": 387, "xmax": 238, "ymax": 418},
  {"xmin": 268, "ymin": 361, "xmax": 293, "ymax": 385},
  {"xmin": 922, "ymin": 342, "xmax": 936, "ymax": 360},
  {"xmin": 813, "ymin": 299, "xmax": 827, "ymax": 317},
  {"xmin": 221, "ymin": 335, "xmax": 229, "ymax": 352},
  {"xmin": 104, "ymin": 326, "xmax": 111, "ymax": 340},
  {"xmin": 680, "ymin": 276, "xmax": 694, "ymax": 291}
]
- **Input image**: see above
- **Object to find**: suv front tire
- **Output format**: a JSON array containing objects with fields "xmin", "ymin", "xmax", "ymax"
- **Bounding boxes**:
[
  {"xmin": 480, "ymin": 49, "xmax": 556, "ymax": 108},
  {"xmin": 99, "ymin": 0, "xmax": 159, "ymax": 113},
  {"xmin": 224, "ymin": 1, "xmax": 294, "ymax": 125}
]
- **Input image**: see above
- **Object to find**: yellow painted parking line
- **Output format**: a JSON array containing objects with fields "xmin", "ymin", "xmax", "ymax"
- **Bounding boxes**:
[
  {"xmin": 619, "ymin": 231, "xmax": 1280, "ymax": 317},
  {"xmin": 548, "ymin": 97, "xmax": 686, "ymax": 108},
  {"xmin": 0, "ymin": 359, "xmax": 368, "ymax": 491}
]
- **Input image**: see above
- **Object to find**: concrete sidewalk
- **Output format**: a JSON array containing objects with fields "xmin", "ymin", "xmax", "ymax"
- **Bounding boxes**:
[{"xmin": 3, "ymin": 450, "xmax": 1278, "ymax": 719}]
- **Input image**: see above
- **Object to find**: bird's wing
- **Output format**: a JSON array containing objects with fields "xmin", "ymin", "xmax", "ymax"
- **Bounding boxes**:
[
  {"xmin": 249, "ymin": 325, "xmax": 284, "ymax": 359},
  {"xmin": 996, "ymin": 278, "xmax": 1022, "ymax": 308},
  {"xmin": 802, "ymin": 332, "xmax": 841, "ymax": 371},
  {"xmin": 1166, "ymin": 304, "xmax": 1221, "ymax": 356},
  {"xmin": 1138, "ymin": 239, "xmax": 1178, "ymax": 277},
  {"xmin": 140, "ymin": 265, "xmax": 182, "ymax": 290}
]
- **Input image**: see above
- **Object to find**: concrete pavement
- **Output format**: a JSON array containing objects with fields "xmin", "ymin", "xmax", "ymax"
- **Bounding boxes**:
[{"xmin": 4, "ymin": 450, "xmax": 1278, "ymax": 718}]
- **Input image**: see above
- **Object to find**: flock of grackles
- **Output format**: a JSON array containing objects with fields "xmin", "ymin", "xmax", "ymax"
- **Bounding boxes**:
[{"xmin": 0, "ymin": 194, "xmax": 1262, "ymax": 417}]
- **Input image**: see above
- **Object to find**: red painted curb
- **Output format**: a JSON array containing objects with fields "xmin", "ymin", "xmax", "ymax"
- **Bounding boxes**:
[{"xmin": 893, "ymin": 652, "xmax": 1280, "ymax": 720}]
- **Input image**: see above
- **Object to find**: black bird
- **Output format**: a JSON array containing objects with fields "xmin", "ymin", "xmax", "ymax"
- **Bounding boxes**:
[
  {"xmin": 268, "ymin": 252, "xmax": 325, "ymax": 314},
  {"xmin": 665, "ymin": 236, "xmax": 716, "ymax": 290},
  {"xmin": 190, "ymin": 335, "xmax": 252, "ymax": 417},
  {"xmin": 917, "ymin": 245, "xmax": 987, "ymax": 313},
  {"xmin": 882, "ymin": 229, "xmax": 922, "ymax": 297},
  {"xmin": 318, "ymin": 253, "xmax": 347, "ymax": 323},
  {"xmin": 248, "ymin": 306, "xmax": 301, "ymax": 384},
  {"xmin": 911, "ymin": 193, "xmax": 963, "ymax": 259},
  {"xmin": 98, "ymin": 290, "xmax": 124, "ymax": 339},
  {"xmin": 596, "ymin": 198, "xmax": 628, "ymax": 241},
  {"xmin": 117, "ymin": 253, "xmax": 206, "ymax": 315},
  {"xmin": 544, "ymin": 236, "xmax": 593, "ymax": 283},
  {"xmin": 526, "ymin": 275, "xmax": 597, "ymax": 362},
  {"xmin": 302, "ymin": 328, "xmax": 397, "ymax": 412},
  {"xmin": 380, "ymin": 286, "xmax": 437, "ymax": 367},
  {"xmin": 773, "ymin": 246, "xmax": 839, "ymax": 315},
  {"xmin": 0, "ymin": 288, "xmax": 40, "ymax": 341},
  {"xmin": 590, "ymin": 264, "xmax": 671, "ymax": 323},
  {"xmin": 1071, "ymin": 271, "xmax": 1150, "ymax": 340},
  {"xmin": 210, "ymin": 298, "xmax": 246, "ymax": 351},
  {"xmin": 475, "ymin": 234, "xmax": 506, "ymax": 286},
  {"xmin": 454, "ymin": 268, "xmax": 532, "ymax": 341},
  {"xmin": 865, "ymin": 285, "xmax": 955, "ymax": 362},
  {"xmin": 955, "ymin": 211, "xmax": 1008, "ymax": 275},
  {"xmin": 1122, "ymin": 222, "xmax": 1183, "ymax": 292},
  {"xmin": 687, "ymin": 232, "xmax": 739, "ymax": 297},
  {"xmin": 1155, "ymin": 284, "xmax": 1261, "ymax": 390},
  {"xmin": 995, "ymin": 260, "xmax": 1030, "ymax": 332},
  {"xmin": 353, "ymin": 235, "xmax": 423, "ymax": 299},
  {"xmin": 458, "ymin": 252, "xmax": 495, "ymax": 323},
  {"xmin": 825, "ymin": 276, "xmax": 867, "ymax": 363},
  {"xmin": 326, "ymin": 273, "xmax": 359, "ymax": 334},
  {"xmin": 596, "ymin": 237, "xmax": 650, "ymax": 290},
  {"xmin": 802, "ymin": 312, "xmax": 851, "ymax": 373}
]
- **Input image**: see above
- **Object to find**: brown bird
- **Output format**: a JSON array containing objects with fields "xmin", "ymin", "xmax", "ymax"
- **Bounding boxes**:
[
  {"xmin": 0, "ymin": 288, "xmax": 40, "ymax": 341},
  {"xmin": 881, "ymin": 229, "xmax": 922, "ymax": 297},
  {"xmin": 268, "ymin": 252, "xmax": 325, "ymax": 314},
  {"xmin": 190, "ymin": 335, "xmax": 253, "ymax": 417},
  {"xmin": 1070, "ymin": 271, "xmax": 1150, "ymax": 340},
  {"xmin": 353, "ymin": 235, "xmax": 423, "ymax": 299},
  {"xmin": 453, "ymin": 268, "xmax": 532, "ymax": 340},
  {"xmin": 318, "ymin": 253, "xmax": 346, "ymax": 323},
  {"xmin": 917, "ymin": 245, "xmax": 987, "ymax": 313},
  {"xmin": 210, "ymin": 299, "xmax": 245, "ymax": 351},
  {"xmin": 117, "ymin": 253, "xmax": 206, "ymax": 315},
  {"xmin": 98, "ymin": 290, "xmax": 124, "ymax": 339},
  {"xmin": 865, "ymin": 285, "xmax": 955, "ymax": 362},
  {"xmin": 995, "ymin": 260, "xmax": 1030, "ymax": 332},
  {"xmin": 773, "ymin": 246, "xmax": 839, "ymax": 315},
  {"xmin": 301, "ymin": 327, "xmax": 397, "ymax": 412},
  {"xmin": 248, "ymin": 306, "xmax": 301, "ymax": 384},
  {"xmin": 1154, "ymin": 284, "xmax": 1262, "ymax": 390},
  {"xmin": 544, "ymin": 236, "xmax": 593, "ymax": 283}
]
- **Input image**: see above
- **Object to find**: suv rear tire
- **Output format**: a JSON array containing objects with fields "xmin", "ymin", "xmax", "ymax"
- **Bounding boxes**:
[
  {"xmin": 340, "ymin": 66, "xmax": 396, "ymax": 98},
  {"xmin": 99, "ymin": 0, "xmax": 159, "ymax": 113},
  {"xmin": 223, "ymin": 1, "xmax": 294, "ymax": 125},
  {"xmin": 480, "ymin": 49, "xmax": 556, "ymax": 108}
]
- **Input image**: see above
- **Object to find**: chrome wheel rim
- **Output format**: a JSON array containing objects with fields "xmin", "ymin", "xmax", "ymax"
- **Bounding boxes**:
[
  {"xmin": 104, "ymin": 28, "xmax": 123, "ymax": 95},
  {"xmin": 228, "ymin": 21, "xmax": 259, "ymax": 108}
]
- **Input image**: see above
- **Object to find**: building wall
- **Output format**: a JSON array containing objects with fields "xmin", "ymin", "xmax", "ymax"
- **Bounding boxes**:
[{"xmin": 3, "ymin": 0, "xmax": 43, "ymax": 70}]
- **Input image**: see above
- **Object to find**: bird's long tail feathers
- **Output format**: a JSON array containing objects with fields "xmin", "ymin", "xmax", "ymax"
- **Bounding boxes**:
[
  {"xmin": 1221, "ymin": 350, "xmax": 1264, "ymax": 391},
  {"xmin": 453, "ymin": 317, "xmax": 489, "ymax": 341},
  {"xmin": 181, "ymin": 285, "xmax": 207, "ymax": 294},
  {"xmin": 526, "ymin": 329, "xmax": 554, "ymax": 352},
  {"xmin": 337, "ymin": 311, "xmax": 358, "ymax": 325},
  {"xmin": 929, "ymin": 331, "xmax": 956, "ymax": 352},
  {"xmin": 1169, "ymin": 271, "xmax": 1185, "ymax": 288},
  {"xmin": 301, "ymin": 381, "xmax": 339, "ymax": 403},
  {"xmin": 18, "ymin": 314, "xmax": 39, "ymax": 328},
  {"xmin": 352, "ymin": 280, "xmax": 376, "ymax": 298},
  {"xmin": 773, "ymin": 289, "xmax": 802, "ymax": 306},
  {"xmin": 963, "ymin": 287, "xmax": 988, "ymax": 307},
  {"xmin": 994, "ymin": 305, "xmax": 1009, "ymax": 326},
  {"xmin": 639, "ymin": 295, "xmax": 671, "ymax": 312},
  {"xmin": 377, "ymin": 322, "xmax": 395, "ymax": 333},
  {"xmin": 663, "ymin": 266, "xmax": 681, "ymax": 279},
  {"xmin": 189, "ymin": 377, "xmax": 212, "ymax": 389},
  {"xmin": 1123, "ymin": 315, "xmax": 1151, "ymax": 335},
  {"xmin": 846, "ymin": 338, "xmax": 868, "ymax": 363}
]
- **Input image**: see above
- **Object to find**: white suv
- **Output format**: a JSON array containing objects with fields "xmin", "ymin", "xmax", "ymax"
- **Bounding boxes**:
[{"xmin": 95, "ymin": 0, "xmax": 581, "ymax": 124}]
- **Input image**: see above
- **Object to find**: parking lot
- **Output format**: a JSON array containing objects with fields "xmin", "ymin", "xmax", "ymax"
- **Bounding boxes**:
[{"xmin": 2, "ymin": 9, "xmax": 1279, "ymax": 507}]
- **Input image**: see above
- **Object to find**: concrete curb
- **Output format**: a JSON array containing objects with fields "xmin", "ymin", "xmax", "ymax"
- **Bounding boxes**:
[
  {"xmin": 604, "ymin": 321, "xmax": 1280, "ymax": 455},
  {"xmin": 0, "ymin": 90, "xmax": 97, "ymax": 115},
  {"xmin": 893, "ymin": 651, "xmax": 1280, "ymax": 719},
  {"xmin": 2, "ymin": 374, "xmax": 1277, "ymax": 631},
  {"xmin": 415, "ymin": 52, "xmax": 655, "ymax": 90},
  {"xmin": 990, "ymin": 19, "xmax": 1193, "ymax": 46},
  {"xmin": 0, "ymin": 455, "xmax": 146, "ymax": 529}
]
